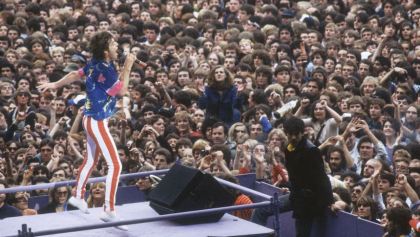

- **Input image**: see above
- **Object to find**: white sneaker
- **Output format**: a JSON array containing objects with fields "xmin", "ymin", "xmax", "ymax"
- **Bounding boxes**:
[
  {"xmin": 68, "ymin": 196, "xmax": 89, "ymax": 214},
  {"xmin": 100, "ymin": 211, "xmax": 128, "ymax": 231}
]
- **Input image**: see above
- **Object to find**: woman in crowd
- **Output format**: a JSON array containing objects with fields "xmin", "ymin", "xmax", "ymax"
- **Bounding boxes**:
[
  {"xmin": 38, "ymin": 183, "xmax": 75, "ymax": 214},
  {"xmin": 198, "ymin": 65, "xmax": 240, "ymax": 126},
  {"xmin": 87, "ymin": 182, "xmax": 105, "ymax": 209}
]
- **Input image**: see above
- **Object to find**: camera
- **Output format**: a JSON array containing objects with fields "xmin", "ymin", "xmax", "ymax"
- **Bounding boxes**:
[{"xmin": 200, "ymin": 149, "xmax": 210, "ymax": 157}]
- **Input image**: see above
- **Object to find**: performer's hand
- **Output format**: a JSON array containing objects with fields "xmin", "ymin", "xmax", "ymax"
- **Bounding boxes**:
[
  {"xmin": 37, "ymin": 82, "xmax": 57, "ymax": 93},
  {"xmin": 330, "ymin": 202, "xmax": 343, "ymax": 215},
  {"xmin": 330, "ymin": 202, "xmax": 341, "ymax": 214},
  {"xmin": 124, "ymin": 53, "xmax": 136, "ymax": 69}
]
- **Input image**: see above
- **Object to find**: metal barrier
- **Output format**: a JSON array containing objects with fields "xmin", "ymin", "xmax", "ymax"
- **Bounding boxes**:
[
  {"xmin": 1, "ymin": 170, "xmax": 272, "ymax": 201},
  {"xmin": 0, "ymin": 169, "xmax": 169, "ymax": 194},
  {"xmin": 2, "ymin": 169, "xmax": 279, "ymax": 237}
]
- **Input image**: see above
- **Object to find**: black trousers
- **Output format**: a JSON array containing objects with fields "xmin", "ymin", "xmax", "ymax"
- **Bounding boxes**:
[{"xmin": 251, "ymin": 193, "xmax": 327, "ymax": 237}]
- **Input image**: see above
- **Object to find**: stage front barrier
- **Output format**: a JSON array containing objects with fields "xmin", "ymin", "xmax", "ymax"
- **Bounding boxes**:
[
  {"xmin": 2, "ymin": 172, "xmax": 384, "ymax": 237},
  {"xmin": 2, "ymin": 202, "xmax": 274, "ymax": 237}
]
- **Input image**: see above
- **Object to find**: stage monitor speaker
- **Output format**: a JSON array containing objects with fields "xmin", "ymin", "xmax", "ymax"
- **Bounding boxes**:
[{"xmin": 148, "ymin": 164, "xmax": 235, "ymax": 224}]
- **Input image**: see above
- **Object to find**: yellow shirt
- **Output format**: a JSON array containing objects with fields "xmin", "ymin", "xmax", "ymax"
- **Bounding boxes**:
[{"xmin": 287, "ymin": 144, "xmax": 295, "ymax": 152}]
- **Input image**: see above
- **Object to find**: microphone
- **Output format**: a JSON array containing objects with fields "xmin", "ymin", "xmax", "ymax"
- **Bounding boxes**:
[{"xmin": 118, "ymin": 48, "xmax": 147, "ymax": 68}]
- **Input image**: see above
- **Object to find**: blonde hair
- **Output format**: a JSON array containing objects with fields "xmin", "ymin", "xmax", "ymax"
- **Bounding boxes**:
[
  {"xmin": 87, "ymin": 182, "xmax": 105, "ymax": 208},
  {"xmin": 192, "ymin": 139, "xmax": 210, "ymax": 153}
]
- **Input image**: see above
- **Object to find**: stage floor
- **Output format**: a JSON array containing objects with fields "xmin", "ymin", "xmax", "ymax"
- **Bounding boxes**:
[{"xmin": 2, "ymin": 202, "xmax": 274, "ymax": 237}]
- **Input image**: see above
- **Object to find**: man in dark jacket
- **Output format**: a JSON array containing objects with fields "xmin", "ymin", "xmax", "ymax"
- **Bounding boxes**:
[
  {"xmin": 251, "ymin": 117, "xmax": 337, "ymax": 236},
  {"xmin": 283, "ymin": 116, "xmax": 334, "ymax": 237}
]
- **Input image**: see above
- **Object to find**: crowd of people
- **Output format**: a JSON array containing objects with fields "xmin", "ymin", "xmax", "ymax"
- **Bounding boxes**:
[{"xmin": 0, "ymin": 0, "xmax": 419, "ymax": 235}]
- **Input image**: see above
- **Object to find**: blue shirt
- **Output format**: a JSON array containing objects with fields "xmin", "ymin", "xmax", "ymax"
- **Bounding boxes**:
[{"xmin": 80, "ymin": 59, "xmax": 122, "ymax": 120}]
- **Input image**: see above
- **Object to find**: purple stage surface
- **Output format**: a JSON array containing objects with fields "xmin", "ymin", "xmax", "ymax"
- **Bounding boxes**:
[{"xmin": 2, "ymin": 201, "xmax": 274, "ymax": 237}]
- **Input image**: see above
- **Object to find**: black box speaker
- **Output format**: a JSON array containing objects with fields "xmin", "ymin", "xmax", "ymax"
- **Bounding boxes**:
[{"xmin": 148, "ymin": 164, "xmax": 235, "ymax": 224}]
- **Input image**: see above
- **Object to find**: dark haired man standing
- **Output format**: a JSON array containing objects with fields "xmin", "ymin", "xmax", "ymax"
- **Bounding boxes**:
[
  {"xmin": 251, "ymin": 116, "xmax": 337, "ymax": 237},
  {"xmin": 283, "ymin": 116, "xmax": 335, "ymax": 237}
]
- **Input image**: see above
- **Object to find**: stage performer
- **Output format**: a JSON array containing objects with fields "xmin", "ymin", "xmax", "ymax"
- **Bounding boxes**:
[{"xmin": 38, "ymin": 31, "xmax": 135, "ymax": 230}]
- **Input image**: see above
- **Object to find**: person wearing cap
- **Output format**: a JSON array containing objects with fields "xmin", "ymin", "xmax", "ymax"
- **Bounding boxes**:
[
  {"xmin": 37, "ymin": 31, "xmax": 135, "ymax": 230},
  {"xmin": 281, "ymin": 9, "xmax": 295, "ymax": 25}
]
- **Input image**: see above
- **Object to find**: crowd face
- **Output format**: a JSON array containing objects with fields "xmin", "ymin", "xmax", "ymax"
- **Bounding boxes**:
[
  {"xmin": 383, "ymin": 121, "xmax": 397, "ymax": 137},
  {"xmin": 214, "ymin": 67, "xmax": 227, "ymax": 82},
  {"xmin": 0, "ymin": 83, "xmax": 14, "ymax": 97},
  {"xmin": 328, "ymin": 151, "xmax": 343, "ymax": 172},
  {"xmin": 313, "ymin": 102, "xmax": 326, "ymax": 121},
  {"xmin": 405, "ymin": 106, "xmax": 418, "ymax": 123},
  {"xmin": 0, "ymin": 183, "xmax": 6, "ymax": 205},
  {"xmin": 378, "ymin": 178, "xmax": 391, "ymax": 193},
  {"xmin": 153, "ymin": 154, "xmax": 168, "ymax": 170},
  {"xmin": 285, "ymin": 131, "xmax": 304, "ymax": 147},
  {"xmin": 136, "ymin": 177, "xmax": 152, "ymax": 191},
  {"xmin": 212, "ymin": 126, "xmax": 226, "ymax": 145},
  {"xmin": 175, "ymin": 118, "xmax": 190, "ymax": 133},
  {"xmin": 90, "ymin": 182, "xmax": 105, "ymax": 201},
  {"xmin": 54, "ymin": 187, "xmax": 69, "ymax": 205},
  {"xmin": 369, "ymin": 104, "xmax": 382, "ymax": 120},
  {"xmin": 343, "ymin": 176, "xmax": 355, "ymax": 189},
  {"xmin": 357, "ymin": 203, "xmax": 372, "ymax": 220},
  {"xmin": 13, "ymin": 192, "xmax": 29, "ymax": 211},
  {"xmin": 152, "ymin": 118, "xmax": 165, "ymax": 136},
  {"xmin": 363, "ymin": 159, "xmax": 378, "ymax": 178}
]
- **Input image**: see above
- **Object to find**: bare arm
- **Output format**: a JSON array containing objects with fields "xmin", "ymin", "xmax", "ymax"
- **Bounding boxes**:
[
  {"xmin": 294, "ymin": 98, "xmax": 310, "ymax": 118},
  {"xmin": 398, "ymin": 174, "xmax": 420, "ymax": 203},
  {"xmin": 69, "ymin": 107, "xmax": 84, "ymax": 135},
  {"xmin": 336, "ymin": 135, "xmax": 354, "ymax": 168},
  {"xmin": 156, "ymin": 81, "xmax": 172, "ymax": 107},
  {"xmin": 392, "ymin": 94, "xmax": 402, "ymax": 122},
  {"xmin": 67, "ymin": 136, "xmax": 83, "ymax": 160},
  {"xmin": 322, "ymin": 100, "xmax": 342, "ymax": 124},
  {"xmin": 38, "ymin": 71, "xmax": 82, "ymax": 92},
  {"xmin": 214, "ymin": 151, "xmax": 232, "ymax": 175},
  {"xmin": 117, "ymin": 54, "xmax": 136, "ymax": 96},
  {"xmin": 358, "ymin": 119, "xmax": 380, "ymax": 145},
  {"xmin": 370, "ymin": 38, "xmax": 387, "ymax": 63}
]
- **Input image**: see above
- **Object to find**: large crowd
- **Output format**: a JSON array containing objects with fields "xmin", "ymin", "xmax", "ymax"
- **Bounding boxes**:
[{"xmin": 0, "ymin": 0, "xmax": 419, "ymax": 235}]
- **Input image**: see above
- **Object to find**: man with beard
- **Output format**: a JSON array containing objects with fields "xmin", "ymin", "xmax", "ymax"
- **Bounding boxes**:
[{"xmin": 325, "ymin": 146, "xmax": 349, "ymax": 175}]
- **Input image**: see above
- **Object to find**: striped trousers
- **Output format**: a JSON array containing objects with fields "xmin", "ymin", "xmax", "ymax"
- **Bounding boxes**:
[{"xmin": 75, "ymin": 116, "xmax": 121, "ymax": 212}]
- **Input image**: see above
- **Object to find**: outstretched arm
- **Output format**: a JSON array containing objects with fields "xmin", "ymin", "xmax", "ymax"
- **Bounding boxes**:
[{"xmin": 38, "ymin": 70, "xmax": 83, "ymax": 92}]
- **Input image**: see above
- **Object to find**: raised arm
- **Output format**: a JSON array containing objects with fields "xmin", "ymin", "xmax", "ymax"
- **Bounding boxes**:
[
  {"xmin": 117, "ymin": 54, "xmax": 136, "ymax": 96},
  {"xmin": 322, "ymin": 100, "xmax": 342, "ymax": 124},
  {"xmin": 337, "ymin": 135, "xmax": 354, "ymax": 168}
]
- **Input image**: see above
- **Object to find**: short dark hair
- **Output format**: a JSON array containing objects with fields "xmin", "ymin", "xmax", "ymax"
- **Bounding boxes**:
[
  {"xmin": 143, "ymin": 22, "xmax": 160, "ymax": 34},
  {"xmin": 283, "ymin": 116, "xmax": 304, "ymax": 134},
  {"xmin": 154, "ymin": 147, "xmax": 174, "ymax": 164},
  {"xmin": 211, "ymin": 122, "xmax": 228, "ymax": 135}
]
